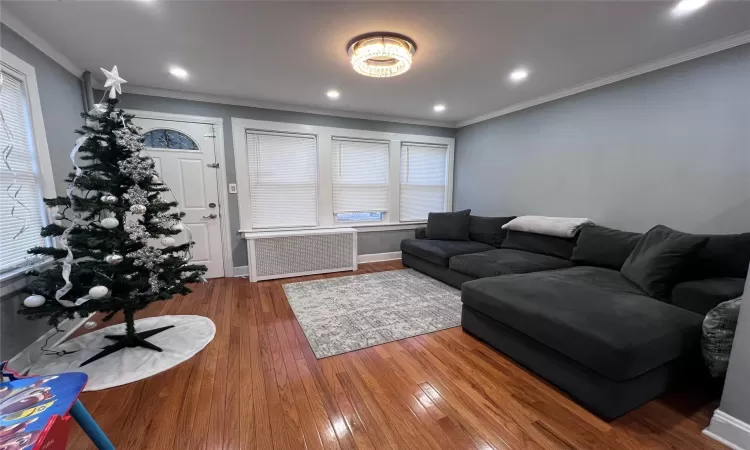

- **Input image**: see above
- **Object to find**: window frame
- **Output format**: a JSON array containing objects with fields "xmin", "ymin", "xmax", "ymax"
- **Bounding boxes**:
[
  {"xmin": 231, "ymin": 118, "xmax": 454, "ymax": 234},
  {"xmin": 0, "ymin": 48, "xmax": 56, "ymax": 282}
]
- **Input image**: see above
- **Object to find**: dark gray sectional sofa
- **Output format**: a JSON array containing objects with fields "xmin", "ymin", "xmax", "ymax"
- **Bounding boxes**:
[{"xmin": 401, "ymin": 216, "xmax": 749, "ymax": 420}]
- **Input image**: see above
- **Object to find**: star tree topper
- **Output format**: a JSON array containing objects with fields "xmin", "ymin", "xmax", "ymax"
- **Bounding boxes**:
[{"xmin": 101, "ymin": 65, "xmax": 127, "ymax": 99}]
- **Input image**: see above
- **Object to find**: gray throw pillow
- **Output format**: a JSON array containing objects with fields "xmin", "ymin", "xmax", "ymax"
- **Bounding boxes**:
[
  {"xmin": 702, "ymin": 296, "xmax": 742, "ymax": 377},
  {"xmin": 468, "ymin": 215, "xmax": 515, "ymax": 247},
  {"xmin": 571, "ymin": 224, "xmax": 643, "ymax": 270},
  {"xmin": 621, "ymin": 225, "xmax": 708, "ymax": 300},
  {"xmin": 426, "ymin": 209, "xmax": 471, "ymax": 241}
]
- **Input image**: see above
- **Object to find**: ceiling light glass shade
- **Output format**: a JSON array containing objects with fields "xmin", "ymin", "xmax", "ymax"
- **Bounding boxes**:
[{"xmin": 348, "ymin": 34, "xmax": 416, "ymax": 78}]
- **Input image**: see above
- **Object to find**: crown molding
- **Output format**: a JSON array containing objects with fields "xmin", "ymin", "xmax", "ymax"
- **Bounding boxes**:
[
  {"xmin": 121, "ymin": 85, "xmax": 457, "ymax": 129},
  {"xmin": 0, "ymin": 7, "xmax": 84, "ymax": 77},
  {"xmin": 458, "ymin": 30, "xmax": 750, "ymax": 128}
]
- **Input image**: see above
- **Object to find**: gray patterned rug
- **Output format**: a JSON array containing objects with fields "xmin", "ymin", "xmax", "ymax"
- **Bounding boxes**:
[{"xmin": 283, "ymin": 269, "xmax": 462, "ymax": 358}]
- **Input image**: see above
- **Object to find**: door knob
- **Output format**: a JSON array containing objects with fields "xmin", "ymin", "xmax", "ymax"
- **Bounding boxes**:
[{"xmin": 203, "ymin": 213, "xmax": 218, "ymax": 219}]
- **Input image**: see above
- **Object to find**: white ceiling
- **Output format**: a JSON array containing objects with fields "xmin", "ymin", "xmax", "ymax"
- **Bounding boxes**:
[{"xmin": 4, "ymin": 1, "xmax": 750, "ymax": 126}]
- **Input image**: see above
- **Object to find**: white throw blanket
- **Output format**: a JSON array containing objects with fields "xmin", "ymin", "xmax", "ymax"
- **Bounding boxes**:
[{"xmin": 502, "ymin": 215, "xmax": 593, "ymax": 238}]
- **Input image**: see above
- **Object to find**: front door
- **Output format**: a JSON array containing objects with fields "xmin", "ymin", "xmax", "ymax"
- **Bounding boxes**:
[{"xmin": 131, "ymin": 116, "xmax": 225, "ymax": 278}]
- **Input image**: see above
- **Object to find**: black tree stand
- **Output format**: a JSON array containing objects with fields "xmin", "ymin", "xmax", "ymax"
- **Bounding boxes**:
[{"xmin": 80, "ymin": 309, "xmax": 174, "ymax": 367}]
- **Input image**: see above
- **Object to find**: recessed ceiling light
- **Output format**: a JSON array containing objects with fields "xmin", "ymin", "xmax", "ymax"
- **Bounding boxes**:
[
  {"xmin": 433, "ymin": 104, "xmax": 446, "ymax": 113},
  {"xmin": 168, "ymin": 66, "xmax": 189, "ymax": 80},
  {"xmin": 671, "ymin": 0, "xmax": 711, "ymax": 16},
  {"xmin": 326, "ymin": 89, "xmax": 340, "ymax": 99},
  {"xmin": 509, "ymin": 68, "xmax": 529, "ymax": 83}
]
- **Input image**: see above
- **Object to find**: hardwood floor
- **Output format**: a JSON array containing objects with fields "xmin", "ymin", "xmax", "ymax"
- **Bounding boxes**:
[{"xmin": 67, "ymin": 261, "xmax": 723, "ymax": 450}]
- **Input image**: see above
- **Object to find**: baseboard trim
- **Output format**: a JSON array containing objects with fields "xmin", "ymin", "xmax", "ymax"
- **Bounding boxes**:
[
  {"xmin": 234, "ymin": 266, "xmax": 249, "ymax": 277},
  {"xmin": 357, "ymin": 251, "xmax": 402, "ymax": 264},
  {"xmin": 704, "ymin": 409, "xmax": 750, "ymax": 450}
]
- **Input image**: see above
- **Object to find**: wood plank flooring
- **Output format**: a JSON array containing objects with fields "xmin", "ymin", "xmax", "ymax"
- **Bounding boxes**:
[{"xmin": 67, "ymin": 261, "xmax": 724, "ymax": 449}]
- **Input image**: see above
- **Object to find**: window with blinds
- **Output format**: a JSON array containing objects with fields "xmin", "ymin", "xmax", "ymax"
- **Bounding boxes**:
[
  {"xmin": 399, "ymin": 143, "xmax": 449, "ymax": 222},
  {"xmin": 246, "ymin": 131, "xmax": 318, "ymax": 228},
  {"xmin": 331, "ymin": 137, "xmax": 389, "ymax": 222},
  {"xmin": 0, "ymin": 71, "xmax": 47, "ymax": 274}
]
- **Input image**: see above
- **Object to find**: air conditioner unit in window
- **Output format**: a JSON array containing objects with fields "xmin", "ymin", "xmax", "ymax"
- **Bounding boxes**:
[{"xmin": 244, "ymin": 228, "xmax": 358, "ymax": 282}]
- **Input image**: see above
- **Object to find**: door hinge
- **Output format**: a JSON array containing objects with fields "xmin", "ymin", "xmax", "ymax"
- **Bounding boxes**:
[
  {"xmin": 207, "ymin": 163, "xmax": 220, "ymax": 168},
  {"xmin": 204, "ymin": 133, "xmax": 216, "ymax": 138}
]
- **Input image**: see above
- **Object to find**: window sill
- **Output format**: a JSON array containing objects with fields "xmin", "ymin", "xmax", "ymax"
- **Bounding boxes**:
[
  {"xmin": 239, "ymin": 222, "xmax": 425, "ymax": 238},
  {"xmin": 0, "ymin": 258, "xmax": 53, "ymax": 289}
]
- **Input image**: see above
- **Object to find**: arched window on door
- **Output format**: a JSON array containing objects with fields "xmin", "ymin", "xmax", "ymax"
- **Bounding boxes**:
[{"xmin": 142, "ymin": 129, "xmax": 199, "ymax": 150}]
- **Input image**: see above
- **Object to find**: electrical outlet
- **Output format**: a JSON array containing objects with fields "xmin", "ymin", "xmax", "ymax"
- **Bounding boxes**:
[{"xmin": 228, "ymin": 183, "xmax": 237, "ymax": 194}]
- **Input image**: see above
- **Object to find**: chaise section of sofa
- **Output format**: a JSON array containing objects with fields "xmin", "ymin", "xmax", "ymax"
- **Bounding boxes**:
[{"xmin": 461, "ymin": 266, "xmax": 705, "ymax": 419}]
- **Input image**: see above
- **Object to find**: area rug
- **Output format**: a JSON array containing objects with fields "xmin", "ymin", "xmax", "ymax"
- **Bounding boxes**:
[
  {"xmin": 28, "ymin": 315, "xmax": 215, "ymax": 391},
  {"xmin": 283, "ymin": 269, "xmax": 461, "ymax": 358}
]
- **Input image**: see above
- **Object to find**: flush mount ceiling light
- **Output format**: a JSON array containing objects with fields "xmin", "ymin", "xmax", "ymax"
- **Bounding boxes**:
[{"xmin": 347, "ymin": 32, "xmax": 417, "ymax": 78}]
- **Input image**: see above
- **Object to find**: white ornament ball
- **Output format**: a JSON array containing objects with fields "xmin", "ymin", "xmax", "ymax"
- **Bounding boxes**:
[
  {"xmin": 123, "ymin": 274, "xmax": 133, "ymax": 280},
  {"xmin": 150, "ymin": 217, "xmax": 160, "ymax": 224},
  {"xmin": 161, "ymin": 237, "xmax": 176, "ymax": 247},
  {"xmin": 100, "ymin": 217, "xmax": 119, "ymax": 229},
  {"xmin": 83, "ymin": 321, "xmax": 97, "ymax": 330},
  {"xmin": 53, "ymin": 213, "xmax": 64, "ymax": 221},
  {"xmin": 100, "ymin": 194, "xmax": 118, "ymax": 204},
  {"xmin": 23, "ymin": 295, "xmax": 46, "ymax": 308},
  {"xmin": 88, "ymin": 285, "xmax": 108, "ymax": 298},
  {"xmin": 151, "ymin": 174, "xmax": 160, "ymax": 183},
  {"xmin": 130, "ymin": 204, "xmax": 147, "ymax": 215},
  {"xmin": 104, "ymin": 254, "xmax": 123, "ymax": 265},
  {"xmin": 171, "ymin": 223, "xmax": 184, "ymax": 232}
]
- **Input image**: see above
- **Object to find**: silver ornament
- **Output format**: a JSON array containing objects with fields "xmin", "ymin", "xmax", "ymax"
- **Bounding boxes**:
[
  {"xmin": 100, "ymin": 217, "xmax": 120, "ymax": 229},
  {"xmin": 123, "ymin": 274, "xmax": 133, "ymax": 280},
  {"xmin": 150, "ymin": 217, "xmax": 160, "ymax": 224},
  {"xmin": 53, "ymin": 213, "xmax": 64, "ymax": 220},
  {"xmin": 130, "ymin": 204, "xmax": 147, "ymax": 215},
  {"xmin": 83, "ymin": 321, "xmax": 97, "ymax": 330},
  {"xmin": 161, "ymin": 236, "xmax": 176, "ymax": 247},
  {"xmin": 151, "ymin": 174, "xmax": 160, "ymax": 183},
  {"xmin": 105, "ymin": 254, "xmax": 123, "ymax": 265},
  {"xmin": 100, "ymin": 194, "xmax": 118, "ymax": 204},
  {"xmin": 171, "ymin": 223, "xmax": 185, "ymax": 232}
]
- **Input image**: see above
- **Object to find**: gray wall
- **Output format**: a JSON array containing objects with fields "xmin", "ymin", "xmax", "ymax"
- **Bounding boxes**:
[
  {"xmin": 0, "ymin": 24, "xmax": 84, "ymax": 360},
  {"xmin": 718, "ymin": 266, "xmax": 750, "ymax": 427},
  {"xmin": 454, "ymin": 43, "xmax": 750, "ymax": 234},
  {"xmin": 110, "ymin": 92, "xmax": 455, "ymax": 265}
]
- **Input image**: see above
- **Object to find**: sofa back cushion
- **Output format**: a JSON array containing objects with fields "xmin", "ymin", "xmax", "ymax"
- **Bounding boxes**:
[
  {"xmin": 500, "ymin": 230, "xmax": 577, "ymax": 259},
  {"xmin": 571, "ymin": 224, "xmax": 643, "ymax": 270},
  {"xmin": 426, "ymin": 209, "xmax": 471, "ymax": 241},
  {"xmin": 621, "ymin": 225, "xmax": 708, "ymax": 300},
  {"xmin": 684, "ymin": 233, "xmax": 750, "ymax": 280},
  {"xmin": 468, "ymin": 215, "xmax": 515, "ymax": 247}
]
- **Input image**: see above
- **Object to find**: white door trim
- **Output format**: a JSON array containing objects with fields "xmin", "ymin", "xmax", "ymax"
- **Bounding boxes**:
[{"xmin": 127, "ymin": 109, "xmax": 233, "ymax": 278}]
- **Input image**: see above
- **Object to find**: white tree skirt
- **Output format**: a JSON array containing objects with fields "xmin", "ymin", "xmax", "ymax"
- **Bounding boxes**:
[{"xmin": 29, "ymin": 315, "xmax": 215, "ymax": 391}]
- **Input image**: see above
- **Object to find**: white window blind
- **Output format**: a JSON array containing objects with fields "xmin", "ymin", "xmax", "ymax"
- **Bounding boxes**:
[
  {"xmin": 0, "ymin": 71, "xmax": 46, "ymax": 273},
  {"xmin": 331, "ymin": 137, "xmax": 389, "ymax": 217},
  {"xmin": 246, "ymin": 131, "xmax": 318, "ymax": 228},
  {"xmin": 399, "ymin": 143, "xmax": 449, "ymax": 222}
]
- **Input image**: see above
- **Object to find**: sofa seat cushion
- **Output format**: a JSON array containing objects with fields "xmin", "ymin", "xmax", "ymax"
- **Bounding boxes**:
[
  {"xmin": 400, "ymin": 239, "xmax": 494, "ymax": 268},
  {"xmin": 449, "ymin": 249, "xmax": 574, "ymax": 278},
  {"xmin": 461, "ymin": 267, "xmax": 703, "ymax": 381}
]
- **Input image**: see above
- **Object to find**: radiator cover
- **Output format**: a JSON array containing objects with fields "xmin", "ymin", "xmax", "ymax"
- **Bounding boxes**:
[{"xmin": 245, "ymin": 228, "xmax": 357, "ymax": 281}]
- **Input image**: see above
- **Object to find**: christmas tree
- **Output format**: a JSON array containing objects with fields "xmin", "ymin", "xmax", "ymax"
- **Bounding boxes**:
[{"xmin": 19, "ymin": 67, "xmax": 207, "ymax": 366}]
